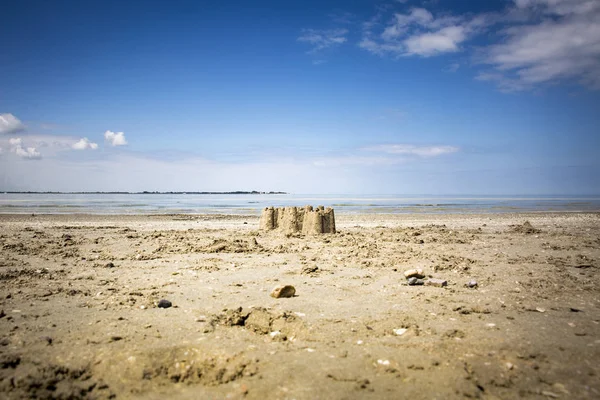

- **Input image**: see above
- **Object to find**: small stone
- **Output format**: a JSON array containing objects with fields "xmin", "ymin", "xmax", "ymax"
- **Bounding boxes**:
[
  {"xmin": 466, "ymin": 280, "xmax": 478, "ymax": 288},
  {"xmin": 270, "ymin": 285, "xmax": 296, "ymax": 298},
  {"xmin": 407, "ymin": 277, "xmax": 424, "ymax": 286},
  {"xmin": 552, "ymin": 383, "xmax": 569, "ymax": 394},
  {"xmin": 157, "ymin": 299, "xmax": 172, "ymax": 308},
  {"xmin": 110, "ymin": 335, "xmax": 123, "ymax": 342},
  {"xmin": 105, "ymin": 262, "xmax": 116, "ymax": 268},
  {"xmin": 301, "ymin": 266, "xmax": 319, "ymax": 275},
  {"xmin": 40, "ymin": 336, "xmax": 53, "ymax": 345},
  {"xmin": 393, "ymin": 328, "xmax": 408, "ymax": 336},
  {"xmin": 404, "ymin": 268, "xmax": 425, "ymax": 279},
  {"xmin": 425, "ymin": 278, "xmax": 448, "ymax": 287}
]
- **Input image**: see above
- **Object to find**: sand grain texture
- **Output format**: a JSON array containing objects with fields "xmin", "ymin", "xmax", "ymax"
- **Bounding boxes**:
[{"xmin": 0, "ymin": 213, "xmax": 599, "ymax": 399}]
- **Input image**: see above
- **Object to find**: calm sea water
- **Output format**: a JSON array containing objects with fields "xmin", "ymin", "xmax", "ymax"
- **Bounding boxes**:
[{"xmin": 0, "ymin": 193, "xmax": 599, "ymax": 215}]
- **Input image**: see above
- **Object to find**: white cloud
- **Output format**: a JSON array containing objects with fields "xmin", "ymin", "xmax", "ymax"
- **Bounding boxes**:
[
  {"xmin": 364, "ymin": 144, "xmax": 459, "ymax": 157},
  {"xmin": 297, "ymin": 28, "xmax": 348, "ymax": 53},
  {"xmin": 356, "ymin": 0, "xmax": 600, "ymax": 91},
  {"xmin": 0, "ymin": 114, "xmax": 25, "ymax": 135},
  {"xmin": 359, "ymin": 7, "xmax": 483, "ymax": 57},
  {"xmin": 514, "ymin": 0, "xmax": 600, "ymax": 16},
  {"xmin": 72, "ymin": 137, "xmax": 99, "ymax": 150},
  {"xmin": 479, "ymin": 0, "xmax": 600, "ymax": 90},
  {"xmin": 104, "ymin": 131, "xmax": 127, "ymax": 146},
  {"xmin": 404, "ymin": 25, "xmax": 467, "ymax": 56},
  {"xmin": 9, "ymin": 137, "xmax": 42, "ymax": 160}
]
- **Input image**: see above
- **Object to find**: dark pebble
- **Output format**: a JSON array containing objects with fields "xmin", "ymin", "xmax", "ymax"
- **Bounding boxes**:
[
  {"xmin": 407, "ymin": 277, "xmax": 424, "ymax": 286},
  {"xmin": 157, "ymin": 299, "xmax": 172, "ymax": 309},
  {"xmin": 40, "ymin": 336, "xmax": 53, "ymax": 345},
  {"xmin": 105, "ymin": 262, "xmax": 116, "ymax": 268}
]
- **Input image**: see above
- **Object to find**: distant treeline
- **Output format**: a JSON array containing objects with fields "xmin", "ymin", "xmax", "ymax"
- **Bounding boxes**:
[{"xmin": 3, "ymin": 191, "xmax": 288, "ymax": 195}]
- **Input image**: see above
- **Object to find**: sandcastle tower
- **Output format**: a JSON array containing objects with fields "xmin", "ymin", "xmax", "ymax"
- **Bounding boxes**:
[{"xmin": 259, "ymin": 205, "xmax": 336, "ymax": 234}]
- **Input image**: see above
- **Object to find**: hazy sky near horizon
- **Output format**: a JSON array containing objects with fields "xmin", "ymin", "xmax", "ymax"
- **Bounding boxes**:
[{"xmin": 1, "ymin": 0, "xmax": 599, "ymax": 194}]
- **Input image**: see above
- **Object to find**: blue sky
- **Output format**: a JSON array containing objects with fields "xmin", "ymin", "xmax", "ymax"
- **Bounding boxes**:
[{"xmin": 1, "ymin": 0, "xmax": 599, "ymax": 194}]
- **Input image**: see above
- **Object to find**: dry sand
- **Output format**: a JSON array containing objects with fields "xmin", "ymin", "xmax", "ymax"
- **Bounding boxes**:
[{"xmin": 0, "ymin": 212, "xmax": 599, "ymax": 399}]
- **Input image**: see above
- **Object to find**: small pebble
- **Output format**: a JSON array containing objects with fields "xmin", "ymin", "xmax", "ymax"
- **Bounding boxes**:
[
  {"xmin": 40, "ymin": 336, "xmax": 53, "ymax": 345},
  {"xmin": 404, "ymin": 268, "xmax": 425, "ymax": 279},
  {"xmin": 466, "ymin": 280, "xmax": 478, "ymax": 288},
  {"xmin": 393, "ymin": 328, "xmax": 408, "ymax": 336},
  {"xmin": 425, "ymin": 278, "xmax": 448, "ymax": 287},
  {"xmin": 407, "ymin": 277, "xmax": 424, "ymax": 286},
  {"xmin": 270, "ymin": 285, "xmax": 296, "ymax": 298},
  {"xmin": 157, "ymin": 299, "xmax": 172, "ymax": 309},
  {"xmin": 105, "ymin": 262, "xmax": 116, "ymax": 268}
]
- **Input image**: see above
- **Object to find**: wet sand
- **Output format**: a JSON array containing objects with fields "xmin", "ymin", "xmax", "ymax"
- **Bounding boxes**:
[{"xmin": 0, "ymin": 212, "xmax": 599, "ymax": 399}]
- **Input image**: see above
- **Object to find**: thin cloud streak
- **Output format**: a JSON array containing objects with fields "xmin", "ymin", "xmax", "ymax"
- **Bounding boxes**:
[
  {"xmin": 364, "ymin": 144, "xmax": 459, "ymax": 157},
  {"xmin": 297, "ymin": 28, "xmax": 348, "ymax": 53}
]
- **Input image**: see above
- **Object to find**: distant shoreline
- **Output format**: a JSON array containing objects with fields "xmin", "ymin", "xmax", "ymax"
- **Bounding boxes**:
[{"xmin": 1, "ymin": 191, "xmax": 288, "ymax": 195}]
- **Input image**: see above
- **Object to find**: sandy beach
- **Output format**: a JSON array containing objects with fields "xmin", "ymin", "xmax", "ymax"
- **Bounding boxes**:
[{"xmin": 0, "ymin": 212, "xmax": 599, "ymax": 399}]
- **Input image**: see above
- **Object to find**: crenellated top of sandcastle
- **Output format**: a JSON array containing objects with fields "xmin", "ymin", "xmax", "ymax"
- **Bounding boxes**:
[{"xmin": 259, "ymin": 205, "xmax": 336, "ymax": 234}]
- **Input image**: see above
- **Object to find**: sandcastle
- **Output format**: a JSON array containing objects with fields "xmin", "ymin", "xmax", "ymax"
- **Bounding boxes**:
[{"xmin": 259, "ymin": 205, "xmax": 336, "ymax": 234}]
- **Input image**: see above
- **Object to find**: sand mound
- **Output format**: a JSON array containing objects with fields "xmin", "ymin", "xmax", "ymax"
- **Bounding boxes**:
[
  {"xmin": 509, "ymin": 220, "xmax": 541, "ymax": 234},
  {"xmin": 259, "ymin": 205, "xmax": 336, "ymax": 234}
]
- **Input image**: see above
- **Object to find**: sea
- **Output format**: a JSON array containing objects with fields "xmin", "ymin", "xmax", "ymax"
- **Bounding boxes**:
[{"xmin": 1, "ymin": 193, "xmax": 599, "ymax": 215}]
